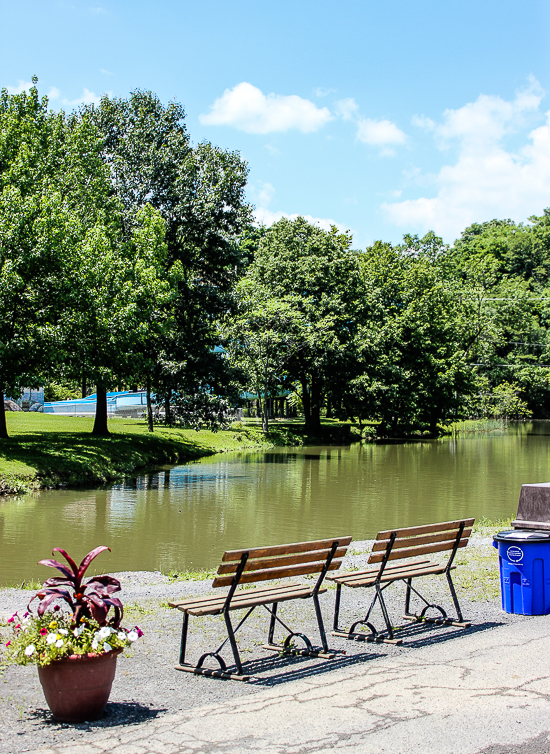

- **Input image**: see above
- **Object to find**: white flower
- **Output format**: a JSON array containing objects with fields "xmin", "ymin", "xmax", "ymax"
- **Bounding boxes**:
[
  {"xmin": 24, "ymin": 644, "xmax": 35, "ymax": 656},
  {"xmin": 46, "ymin": 633, "xmax": 58, "ymax": 645},
  {"xmin": 91, "ymin": 639, "xmax": 99, "ymax": 650},
  {"xmin": 21, "ymin": 617, "xmax": 30, "ymax": 625},
  {"xmin": 73, "ymin": 626, "xmax": 84, "ymax": 637},
  {"xmin": 127, "ymin": 631, "xmax": 138, "ymax": 643},
  {"xmin": 58, "ymin": 628, "xmax": 68, "ymax": 636},
  {"xmin": 98, "ymin": 627, "xmax": 112, "ymax": 639},
  {"xmin": 103, "ymin": 642, "xmax": 112, "ymax": 653},
  {"xmin": 55, "ymin": 639, "xmax": 63, "ymax": 648},
  {"xmin": 117, "ymin": 632, "xmax": 126, "ymax": 641}
]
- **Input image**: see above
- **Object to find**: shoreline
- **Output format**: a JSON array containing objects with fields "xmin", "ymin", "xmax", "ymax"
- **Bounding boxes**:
[
  {"xmin": 0, "ymin": 414, "xmax": 358, "ymax": 496},
  {"xmin": 0, "ymin": 529, "xmax": 504, "ymax": 603}
]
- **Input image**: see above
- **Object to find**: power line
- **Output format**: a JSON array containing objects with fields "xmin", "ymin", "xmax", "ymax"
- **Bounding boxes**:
[{"xmin": 470, "ymin": 363, "xmax": 550, "ymax": 368}]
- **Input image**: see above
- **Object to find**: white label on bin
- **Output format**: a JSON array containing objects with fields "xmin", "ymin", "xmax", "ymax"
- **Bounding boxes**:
[{"xmin": 507, "ymin": 546, "xmax": 524, "ymax": 563}]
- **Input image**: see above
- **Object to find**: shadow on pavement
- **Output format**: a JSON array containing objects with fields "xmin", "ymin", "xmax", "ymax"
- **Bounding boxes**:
[
  {"xmin": 202, "ymin": 618, "xmax": 508, "ymax": 686},
  {"xmin": 27, "ymin": 701, "xmax": 167, "ymax": 729}
]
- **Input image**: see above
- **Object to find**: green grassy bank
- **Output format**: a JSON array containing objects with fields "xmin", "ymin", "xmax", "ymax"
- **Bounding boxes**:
[{"xmin": 0, "ymin": 413, "xmax": 357, "ymax": 495}]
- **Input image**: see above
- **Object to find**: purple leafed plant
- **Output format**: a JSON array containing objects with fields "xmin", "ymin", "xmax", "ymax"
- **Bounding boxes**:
[{"xmin": 29, "ymin": 546, "xmax": 123, "ymax": 628}]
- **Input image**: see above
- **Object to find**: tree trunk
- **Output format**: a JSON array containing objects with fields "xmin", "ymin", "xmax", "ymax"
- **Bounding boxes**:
[
  {"xmin": 146, "ymin": 377, "xmax": 154, "ymax": 433},
  {"xmin": 0, "ymin": 384, "xmax": 8, "ymax": 439},
  {"xmin": 305, "ymin": 374, "xmax": 322, "ymax": 432},
  {"xmin": 301, "ymin": 377, "xmax": 311, "ymax": 427},
  {"xmin": 81, "ymin": 375, "xmax": 87, "ymax": 399},
  {"xmin": 92, "ymin": 383, "xmax": 109, "ymax": 436},
  {"xmin": 164, "ymin": 392, "xmax": 171, "ymax": 427}
]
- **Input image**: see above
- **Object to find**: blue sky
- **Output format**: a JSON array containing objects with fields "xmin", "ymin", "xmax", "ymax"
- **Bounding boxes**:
[{"xmin": 2, "ymin": 0, "xmax": 550, "ymax": 247}]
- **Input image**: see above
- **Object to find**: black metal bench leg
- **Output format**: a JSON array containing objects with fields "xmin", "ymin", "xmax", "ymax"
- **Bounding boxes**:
[
  {"xmin": 224, "ymin": 611, "xmax": 244, "ymax": 675},
  {"xmin": 313, "ymin": 592, "xmax": 329, "ymax": 653},
  {"xmin": 377, "ymin": 583, "xmax": 395, "ymax": 640},
  {"xmin": 268, "ymin": 602, "xmax": 278, "ymax": 645},
  {"xmin": 446, "ymin": 572, "xmax": 470, "ymax": 626},
  {"xmin": 404, "ymin": 577, "xmax": 413, "ymax": 617},
  {"xmin": 179, "ymin": 612, "xmax": 189, "ymax": 665},
  {"xmin": 333, "ymin": 583, "xmax": 342, "ymax": 631}
]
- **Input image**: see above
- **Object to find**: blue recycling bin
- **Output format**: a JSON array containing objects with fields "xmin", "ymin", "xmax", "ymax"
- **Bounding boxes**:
[{"xmin": 493, "ymin": 530, "xmax": 550, "ymax": 615}]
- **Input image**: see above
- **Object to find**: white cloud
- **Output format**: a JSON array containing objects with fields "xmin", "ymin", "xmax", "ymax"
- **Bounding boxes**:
[
  {"xmin": 6, "ymin": 80, "xmax": 35, "ymax": 95},
  {"xmin": 411, "ymin": 114, "xmax": 435, "ymax": 130},
  {"xmin": 383, "ymin": 78, "xmax": 549, "ymax": 240},
  {"xmin": 100, "ymin": 68, "xmax": 113, "ymax": 76},
  {"xmin": 89, "ymin": 6, "xmax": 108, "ymax": 14},
  {"xmin": 335, "ymin": 97, "xmax": 359, "ymax": 121},
  {"xmin": 248, "ymin": 180, "xmax": 276, "ymax": 208},
  {"xmin": 199, "ymin": 82, "xmax": 332, "ymax": 134},
  {"xmin": 249, "ymin": 180, "xmax": 348, "ymax": 233},
  {"xmin": 314, "ymin": 87, "xmax": 336, "ymax": 98},
  {"xmin": 356, "ymin": 118, "xmax": 407, "ymax": 148},
  {"xmin": 62, "ymin": 88, "xmax": 106, "ymax": 107},
  {"xmin": 6, "ymin": 81, "xmax": 60, "ymax": 102},
  {"xmin": 255, "ymin": 207, "xmax": 348, "ymax": 233},
  {"xmin": 334, "ymin": 98, "xmax": 406, "ymax": 155},
  {"xmin": 5, "ymin": 80, "xmax": 105, "ymax": 108}
]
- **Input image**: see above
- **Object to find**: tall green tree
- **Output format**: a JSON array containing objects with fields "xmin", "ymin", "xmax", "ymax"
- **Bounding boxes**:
[
  {"xmin": 226, "ymin": 279, "xmax": 304, "ymax": 431},
  {"xmin": 61, "ymin": 204, "xmax": 178, "ymax": 436},
  {"xmin": 84, "ymin": 92, "xmax": 252, "ymax": 426},
  {"xmin": 0, "ymin": 80, "xmax": 107, "ymax": 439},
  {"xmin": 238, "ymin": 217, "xmax": 368, "ymax": 432}
]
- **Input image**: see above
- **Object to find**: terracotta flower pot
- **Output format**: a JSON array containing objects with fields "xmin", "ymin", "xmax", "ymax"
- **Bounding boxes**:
[{"xmin": 37, "ymin": 648, "xmax": 122, "ymax": 723}]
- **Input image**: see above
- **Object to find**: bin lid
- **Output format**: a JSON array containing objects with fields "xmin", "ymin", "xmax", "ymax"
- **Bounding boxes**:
[{"xmin": 493, "ymin": 529, "xmax": 550, "ymax": 543}]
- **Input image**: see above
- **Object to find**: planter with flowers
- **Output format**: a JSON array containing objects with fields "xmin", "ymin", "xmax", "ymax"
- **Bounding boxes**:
[{"xmin": 2, "ymin": 546, "xmax": 142, "ymax": 723}]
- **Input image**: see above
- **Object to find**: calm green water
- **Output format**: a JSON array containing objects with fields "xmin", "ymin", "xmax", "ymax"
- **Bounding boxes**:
[{"xmin": 2, "ymin": 422, "xmax": 550, "ymax": 585}]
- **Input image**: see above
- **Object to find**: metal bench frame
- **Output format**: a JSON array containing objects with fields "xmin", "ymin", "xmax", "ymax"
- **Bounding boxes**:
[
  {"xmin": 170, "ymin": 536, "xmax": 351, "ymax": 681},
  {"xmin": 330, "ymin": 519, "xmax": 474, "ymax": 645}
]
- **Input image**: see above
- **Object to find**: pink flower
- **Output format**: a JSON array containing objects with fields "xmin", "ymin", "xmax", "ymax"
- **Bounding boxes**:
[
  {"xmin": 5, "ymin": 641, "xmax": 11, "ymax": 647},
  {"xmin": 39, "ymin": 628, "xmax": 48, "ymax": 636},
  {"xmin": 14, "ymin": 624, "xmax": 21, "ymax": 630},
  {"xmin": 7, "ymin": 614, "xmax": 16, "ymax": 624},
  {"xmin": 135, "ymin": 626, "xmax": 144, "ymax": 638}
]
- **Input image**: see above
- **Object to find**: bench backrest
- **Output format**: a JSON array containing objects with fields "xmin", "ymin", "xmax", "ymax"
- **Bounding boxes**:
[
  {"xmin": 213, "ymin": 536, "xmax": 352, "ymax": 589},
  {"xmin": 367, "ymin": 519, "xmax": 475, "ymax": 570}
]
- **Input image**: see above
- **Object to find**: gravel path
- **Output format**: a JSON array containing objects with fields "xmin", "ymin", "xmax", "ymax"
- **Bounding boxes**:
[{"xmin": 0, "ymin": 536, "xmax": 526, "ymax": 753}]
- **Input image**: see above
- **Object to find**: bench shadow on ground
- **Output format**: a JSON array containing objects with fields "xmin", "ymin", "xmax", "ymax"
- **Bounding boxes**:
[
  {"xmin": 383, "ymin": 617, "xmax": 505, "ymax": 648},
  {"xmin": 26, "ymin": 701, "xmax": 167, "ymax": 729},
  {"xmin": 211, "ymin": 618, "xmax": 506, "ymax": 687}
]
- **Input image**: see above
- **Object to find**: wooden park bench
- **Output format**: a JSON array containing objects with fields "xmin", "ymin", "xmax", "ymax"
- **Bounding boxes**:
[
  {"xmin": 328, "ymin": 519, "xmax": 474, "ymax": 645},
  {"xmin": 169, "ymin": 536, "xmax": 352, "ymax": 681}
]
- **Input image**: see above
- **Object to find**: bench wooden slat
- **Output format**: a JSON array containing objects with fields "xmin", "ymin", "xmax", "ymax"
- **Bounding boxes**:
[
  {"xmin": 371, "ymin": 528, "xmax": 473, "ymax": 552},
  {"xmin": 217, "ymin": 546, "xmax": 349, "ymax": 575},
  {"xmin": 333, "ymin": 564, "xmax": 447, "ymax": 588},
  {"xmin": 191, "ymin": 587, "xmax": 322, "ymax": 616},
  {"xmin": 172, "ymin": 585, "xmax": 326, "ymax": 616},
  {"xmin": 327, "ymin": 558, "xmax": 434, "ymax": 582},
  {"xmin": 375, "ymin": 518, "xmax": 474, "ymax": 540},
  {"xmin": 221, "ymin": 536, "xmax": 352, "ymax": 562},
  {"xmin": 212, "ymin": 560, "xmax": 343, "ymax": 588},
  {"xmin": 169, "ymin": 582, "xmax": 302, "ymax": 609},
  {"xmin": 367, "ymin": 538, "xmax": 468, "ymax": 564}
]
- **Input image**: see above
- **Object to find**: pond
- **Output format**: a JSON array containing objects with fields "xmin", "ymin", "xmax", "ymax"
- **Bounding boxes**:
[{"xmin": 1, "ymin": 422, "xmax": 550, "ymax": 585}]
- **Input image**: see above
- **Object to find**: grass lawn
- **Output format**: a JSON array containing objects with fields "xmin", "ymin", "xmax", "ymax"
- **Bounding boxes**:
[{"xmin": 0, "ymin": 413, "xmax": 356, "ymax": 494}]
